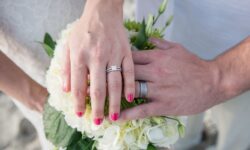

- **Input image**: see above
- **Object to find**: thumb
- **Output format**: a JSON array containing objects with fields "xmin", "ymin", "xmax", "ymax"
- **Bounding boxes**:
[
  {"xmin": 119, "ymin": 102, "xmax": 159, "ymax": 121},
  {"xmin": 149, "ymin": 37, "xmax": 174, "ymax": 50}
]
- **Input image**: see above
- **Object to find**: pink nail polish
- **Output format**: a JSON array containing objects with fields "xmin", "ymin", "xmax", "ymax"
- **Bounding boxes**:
[
  {"xmin": 62, "ymin": 82, "xmax": 68, "ymax": 92},
  {"xmin": 76, "ymin": 111, "xmax": 84, "ymax": 117},
  {"xmin": 127, "ymin": 94, "xmax": 134, "ymax": 102},
  {"xmin": 94, "ymin": 118, "xmax": 103, "ymax": 125},
  {"xmin": 110, "ymin": 113, "xmax": 119, "ymax": 121}
]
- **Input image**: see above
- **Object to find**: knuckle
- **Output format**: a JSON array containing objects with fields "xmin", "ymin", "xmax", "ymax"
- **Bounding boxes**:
[
  {"xmin": 175, "ymin": 43, "xmax": 184, "ymax": 49},
  {"xmin": 109, "ymin": 80, "xmax": 122, "ymax": 90},
  {"xmin": 123, "ymin": 68, "xmax": 134, "ymax": 76},
  {"xmin": 91, "ymin": 48, "xmax": 105, "ymax": 63},
  {"xmin": 109, "ymin": 103, "xmax": 120, "ymax": 110},
  {"xmin": 73, "ymin": 89, "xmax": 85, "ymax": 100},
  {"xmin": 91, "ymin": 90, "xmax": 104, "ymax": 100},
  {"xmin": 93, "ymin": 109, "xmax": 104, "ymax": 117},
  {"xmin": 125, "ymin": 82, "xmax": 135, "ymax": 90},
  {"xmin": 139, "ymin": 108, "xmax": 148, "ymax": 117}
]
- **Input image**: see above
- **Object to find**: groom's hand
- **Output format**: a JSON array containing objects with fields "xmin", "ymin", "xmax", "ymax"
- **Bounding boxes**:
[{"xmin": 120, "ymin": 38, "xmax": 226, "ymax": 120}]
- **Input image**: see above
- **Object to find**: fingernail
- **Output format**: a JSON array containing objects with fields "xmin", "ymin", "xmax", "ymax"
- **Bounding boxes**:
[
  {"xmin": 110, "ymin": 113, "xmax": 119, "ymax": 121},
  {"xmin": 94, "ymin": 118, "xmax": 103, "ymax": 125},
  {"xmin": 62, "ymin": 81, "xmax": 68, "ymax": 92},
  {"xmin": 76, "ymin": 111, "xmax": 84, "ymax": 117},
  {"xmin": 127, "ymin": 94, "xmax": 134, "ymax": 102}
]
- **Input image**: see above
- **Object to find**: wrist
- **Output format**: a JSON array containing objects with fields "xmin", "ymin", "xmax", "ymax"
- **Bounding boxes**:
[
  {"xmin": 83, "ymin": 0, "xmax": 123, "ymax": 17},
  {"xmin": 210, "ymin": 58, "xmax": 238, "ymax": 102},
  {"xmin": 28, "ymin": 82, "xmax": 48, "ymax": 107}
]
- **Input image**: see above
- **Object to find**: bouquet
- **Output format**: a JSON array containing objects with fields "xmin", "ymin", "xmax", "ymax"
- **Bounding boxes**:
[{"xmin": 42, "ymin": 0, "xmax": 186, "ymax": 149}]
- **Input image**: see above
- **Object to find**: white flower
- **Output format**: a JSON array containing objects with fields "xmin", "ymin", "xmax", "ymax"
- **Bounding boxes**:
[
  {"xmin": 146, "ymin": 120, "xmax": 179, "ymax": 148},
  {"xmin": 97, "ymin": 125, "xmax": 123, "ymax": 150},
  {"xmin": 45, "ymin": 20, "xmax": 186, "ymax": 150}
]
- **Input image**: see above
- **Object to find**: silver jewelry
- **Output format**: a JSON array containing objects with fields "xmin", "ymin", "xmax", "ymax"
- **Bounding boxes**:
[
  {"xmin": 138, "ymin": 81, "xmax": 148, "ymax": 98},
  {"xmin": 106, "ymin": 65, "xmax": 122, "ymax": 73}
]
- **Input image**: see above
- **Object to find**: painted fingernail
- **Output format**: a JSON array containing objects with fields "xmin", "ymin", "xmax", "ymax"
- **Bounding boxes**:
[
  {"xmin": 127, "ymin": 94, "xmax": 134, "ymax": 102},
  {"xmin": 62, "ymin": 81, "xmax": 69, "ymax": 92},
  {"xmin": 110, "ymin": 113, "xmax": 119, "ymax": 121},
  {"xmin": 76, "ymin": 111, "xmax": 84, "ymax": 117},
  {"xmin": 94, "ymin": 118, "xmax": 103, "ymax": 125}
]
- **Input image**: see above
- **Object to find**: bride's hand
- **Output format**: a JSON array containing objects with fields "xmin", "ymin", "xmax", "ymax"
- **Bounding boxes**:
[
  {"xmin": 120, "ymin": 38, "xmax": 222, "ymax": 120},
  {"xmin": 62, "ymin": 0, "xmax": 135, "ymax": 124}
]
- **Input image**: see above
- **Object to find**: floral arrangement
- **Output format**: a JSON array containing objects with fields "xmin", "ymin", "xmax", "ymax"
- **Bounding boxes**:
[{"xmin": 42, "ymin": 0, "xmax": 186, "ymax": 150}]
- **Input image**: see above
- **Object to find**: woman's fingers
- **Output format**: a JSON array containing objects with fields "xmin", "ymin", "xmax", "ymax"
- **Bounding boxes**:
[
  {"xmin": 62, "ymin": 44, "xmax": 71, "ymax": 92},
  {"xmin": 71, "ymin": 54, "xmax": 88, "ymax": 117},
  {"xmin": 122, "ymin": 56, "xmax": 135, "ymax": 103},
  {"xmin": 90, "ymin": 63, "xmax": 106, "ymax": 125},
  {"xmin": 107, "ymin": 70, "xmax": 122, "ymax": 121}
]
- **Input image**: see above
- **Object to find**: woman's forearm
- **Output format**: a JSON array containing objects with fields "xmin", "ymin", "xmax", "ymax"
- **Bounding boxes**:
[{"xmin": 0, "ymin": 51, "xmax": 48, "ymax": 112}]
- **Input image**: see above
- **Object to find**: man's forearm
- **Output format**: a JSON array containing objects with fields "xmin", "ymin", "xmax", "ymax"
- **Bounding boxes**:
[
  {"xmin": 214, "ymin": 36, "xmax": 250, "ymax": 101},
  {"xmin": 0, "ymin": 51, "xmax": 48, "ymax": 108}
]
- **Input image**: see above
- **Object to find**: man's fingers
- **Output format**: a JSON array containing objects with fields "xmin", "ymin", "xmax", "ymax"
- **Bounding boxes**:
[
  {"xmin": 132, "ymin": 51, "xmax": 154, "ymax": 65},
  {"xmin": 134, "ymin": 64, "xmax": 154, "ymax": 81},
  {"xmin": 89, "ymin": 63, "xmax": 106, "ymax": 125},
  {"xmin": 149, "ymin": 37, "xmax": 174, "ymax": 50},
  {"xmin": 62, "ymin": 44, "xmax": 71, "ymax": 92},
  {"xmin": 120, "ymin": 102, "xmax": 159, "ymax": 121}
]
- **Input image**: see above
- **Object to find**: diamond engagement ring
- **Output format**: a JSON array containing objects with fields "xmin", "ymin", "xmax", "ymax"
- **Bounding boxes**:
[
  {"xmin": 106, "ymin": 65, "xmax": 122, "ymax": 73},
  {"xmin": 138, "ymin": 81, "xmax": 148, "ymax": 98}
]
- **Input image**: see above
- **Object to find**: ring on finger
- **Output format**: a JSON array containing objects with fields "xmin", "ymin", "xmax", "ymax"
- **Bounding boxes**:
[
  {"xmin": 106, "ymin": 65, "xmax": 122, "ymax": 73},
  {"xmin": 138, "ymin": 80, "xmax": 148, "ymax": 98}
]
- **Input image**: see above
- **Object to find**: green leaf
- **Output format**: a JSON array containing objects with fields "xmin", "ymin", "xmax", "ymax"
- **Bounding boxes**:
[
  {"xmin": 44, "ymin": 33, "xmax": 56, "ymax": 50},
  {"xmin": 147, "ymin": 143, "xmax": 157, "ymax": 150},
  {"xmin": 43, "ymin": 102, "xmax": 82, "ymax": 147},
  {"xmin": 40, "ymin": 33, "xmax": 56, "ymax": 58},
  {"xmin": 40, "ymin": 42, "xmax": 55, "ymax": 58},
  {"xmin": 67, "ymin": 137, "xmax": 96, "ymax": 150},
  {"xmin": 134, "ymin": 19, "xmax": 148, "ymax": 50}
]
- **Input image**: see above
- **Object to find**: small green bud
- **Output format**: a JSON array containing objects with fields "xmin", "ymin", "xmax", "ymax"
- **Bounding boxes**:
[
  {"xmin": 146, "ymin": 14, "xmax": 154, "ymax": 35},
  {"xmin": 166, "ymin": 15, "xmax": 174, "ymax": 27},
  {"xmin": 158, "ymin": 0, "xmax": 168, "ymax": 14},
  {"xmin": 178, "ymin": 123, "xmax": 185, "ymax": 138}
]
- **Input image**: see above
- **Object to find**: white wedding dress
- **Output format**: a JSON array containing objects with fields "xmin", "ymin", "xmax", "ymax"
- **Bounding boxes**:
[
  {"xmin": 0, "ymin": 0, "xmax": 84, "ymax": 149},
  {"xmin": 1, "ymin": 0, "xmax": 250, "ymax": 150}
]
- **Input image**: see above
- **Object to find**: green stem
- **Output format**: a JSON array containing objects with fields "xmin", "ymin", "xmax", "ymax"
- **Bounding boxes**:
[
  {"xmin": 152, "ymin": 13, "xmax": 161, "ymax": 25},
  {"xmin": 165, "ymin": 116, "xmax": 182, "ymax": 125}
]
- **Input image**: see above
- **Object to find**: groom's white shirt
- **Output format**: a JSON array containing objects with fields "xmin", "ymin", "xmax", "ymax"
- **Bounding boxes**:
[{"xmin": 137, "ymin": 0, "xmax": 250, "ymax": 150}]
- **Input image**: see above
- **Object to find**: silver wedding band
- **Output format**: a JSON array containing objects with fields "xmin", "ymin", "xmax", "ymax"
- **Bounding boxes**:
[
  {"xmin": 139, "ymin": 81, "xmax": 148, "ymax": 98},
  {"xmin": 106, "ymin": 65, "xmax": 122, "ymax": 73}
]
